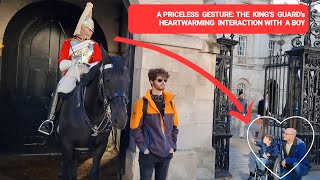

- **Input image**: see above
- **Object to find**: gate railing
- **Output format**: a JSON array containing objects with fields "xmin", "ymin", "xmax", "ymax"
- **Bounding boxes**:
[
  {"xmin": 213, "ymin": 36, "xmax": 238, "ymax": 178},
  {"xmin": 263, "ymin": 47, "xmax": 320, "ymax": 165}
]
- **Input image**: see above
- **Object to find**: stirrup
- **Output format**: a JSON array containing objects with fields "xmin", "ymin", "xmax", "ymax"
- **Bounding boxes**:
[{"xmin": 38, "ymin": 120, "xmax": 54, "ymax": 135}]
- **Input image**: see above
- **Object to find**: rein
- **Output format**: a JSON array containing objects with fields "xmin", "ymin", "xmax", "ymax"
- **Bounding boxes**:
[
  {"xmin": 81, "ymin": 86, "xmax": 111, "ymax": 137},
  {"xmin": 78, "ymin": 63, "xmax": 128, "ymax": 137}
]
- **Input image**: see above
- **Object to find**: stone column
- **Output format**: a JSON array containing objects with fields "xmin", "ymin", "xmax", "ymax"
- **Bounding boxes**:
[
  {"xmin": 125, "ymin": 33, "xmax": 219, "ymax": 179},
  {"xmin": 124, "ymin": 0, "xmax": 220, "ymax": 179}
]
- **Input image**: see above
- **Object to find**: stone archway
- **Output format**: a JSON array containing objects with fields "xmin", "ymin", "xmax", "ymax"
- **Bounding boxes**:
[
  {"xmin": 0, "ymin": 0, "xmax": 135, "ymax": 179},
  {"xmin": 236, "ymin": 78, "xmax": 250, "ymax": 99},
  {"xmin": 0, "ymin": 1, "xmax": 108, "ymax": 153}
]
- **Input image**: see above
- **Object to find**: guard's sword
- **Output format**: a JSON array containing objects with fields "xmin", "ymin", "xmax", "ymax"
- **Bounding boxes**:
[{"xmin": 57, "ymin": 21, "xmax": 76, "ymax": 57}]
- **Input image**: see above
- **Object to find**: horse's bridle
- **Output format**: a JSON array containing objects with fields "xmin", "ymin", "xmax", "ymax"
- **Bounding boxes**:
[
  {"xmin": 81, "ymin": 63, "xmax": 128, "ymax": 137},
  {"xmin": 98, "ymin": 64, "xmax": 128, "ymax": 108}
]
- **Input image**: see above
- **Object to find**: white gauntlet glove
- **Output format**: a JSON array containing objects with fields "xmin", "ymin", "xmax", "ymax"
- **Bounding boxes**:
[{"xmin": 60, "ymin": 60, "xmax": 73, "ymax": 72}]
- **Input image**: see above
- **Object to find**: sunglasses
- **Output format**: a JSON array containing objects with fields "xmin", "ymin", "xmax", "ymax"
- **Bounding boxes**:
[{"xmin": 157, "ymin": 79, "xmax": 167, "ymax": 83}]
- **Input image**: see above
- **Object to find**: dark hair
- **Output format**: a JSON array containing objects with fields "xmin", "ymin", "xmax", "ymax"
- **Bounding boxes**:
[
  {"xmin": 264, "ymin": 134, "xmax": 274, "ymax": 141},
  {"xmin": 239, "ymin": 90, "xmax": 244, "ymax": 96},
  {"xmin": 148, "ymin": 68, "xmax": 170, "ymax": 81}
]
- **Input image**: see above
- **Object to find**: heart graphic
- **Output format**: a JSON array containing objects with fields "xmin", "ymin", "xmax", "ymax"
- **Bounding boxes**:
[{"xmin": 247, "ymin": 116, "xmax": 315, "ymax": 179}]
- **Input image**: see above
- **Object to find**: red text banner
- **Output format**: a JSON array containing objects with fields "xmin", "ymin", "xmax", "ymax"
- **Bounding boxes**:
[{"xmin": 128, "ymin": 4, "xmax": 309, "ymax": 34}]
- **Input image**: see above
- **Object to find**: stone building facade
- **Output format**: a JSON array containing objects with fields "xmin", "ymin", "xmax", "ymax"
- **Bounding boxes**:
[
  {"xmin": 206, "ymin": 0, "xmax": 298, "ymax": 113},
  {"xmin": 125, "ymin": 1, "xmax": 219, "ymax": 179}
]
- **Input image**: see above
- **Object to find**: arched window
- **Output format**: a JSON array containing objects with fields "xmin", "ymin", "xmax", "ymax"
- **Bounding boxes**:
[{"xmin": 237, "ymin": 83, "xmax": 246, "ymax": 96}]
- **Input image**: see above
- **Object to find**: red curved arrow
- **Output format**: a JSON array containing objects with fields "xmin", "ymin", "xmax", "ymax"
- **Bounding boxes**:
[{"xmin": 114, "ymin": 36, "xmax": 253, "ymax": 124}]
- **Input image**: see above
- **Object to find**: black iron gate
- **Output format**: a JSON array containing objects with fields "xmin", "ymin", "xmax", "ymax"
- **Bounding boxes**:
[
  {"xmin": 213, "ymin": 35, "xmax": 238, "ymax": 178},
  {"xmin": 263, "ymin": 50, "xmax": 290, "ymax": 138},
  {"xmin": 264, "ymin": 46, "xmax": 320, "ymax": 166},
  {"xmin": 263, "ymin": 0, "xmax": 320, "ymax": 166}
]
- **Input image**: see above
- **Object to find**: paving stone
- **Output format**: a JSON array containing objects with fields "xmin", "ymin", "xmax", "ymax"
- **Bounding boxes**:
[{"xmin": 224, "ymin": 113, "xmax": 320, "ymax": 180}]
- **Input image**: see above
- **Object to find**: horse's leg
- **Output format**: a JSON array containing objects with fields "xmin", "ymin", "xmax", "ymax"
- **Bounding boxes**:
[
  {"xmin": 56, "ymin": 139, "xmax": 64, "ymax": 180},
  {"xmin": 72, "ymin": 150, "xmax": 80, "ymax": 180},
  {"xmin": 61, "ymin": 141, "xmax": 74, "ymax": 180},
  {"xmin": 89, "ymin": 134, "xmax": 109, "ymax": 180},
  {"xmin": 55, "ymin": 126, "xmax": 64, "ymax": 180},
  {"xmin": 58, "ymin": 162, "xmax": 63, "ymax": 180}
]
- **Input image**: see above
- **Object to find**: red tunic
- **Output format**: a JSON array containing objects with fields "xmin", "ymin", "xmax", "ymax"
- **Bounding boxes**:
[{"xmin": 58, "ymin": 38, "xmax": 102, "ymax": 64}]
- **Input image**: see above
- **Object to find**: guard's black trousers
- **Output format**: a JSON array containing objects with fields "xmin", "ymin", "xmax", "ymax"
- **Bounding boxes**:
[{"xmin": 139, "ymin": 152, "xmax": 173, "ymax": 180}]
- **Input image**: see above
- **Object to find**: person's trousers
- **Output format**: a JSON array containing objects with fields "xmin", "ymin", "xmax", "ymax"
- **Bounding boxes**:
[
  {"xmin": 255, "ymin": 158, "xmax": 269, "ymax": 171},
  {"xmin": 139, "ymin": 152, "xmax": 173, "ymax": 180},
  {"xmin": 239, "ymin": 120, "xmax": 245, "ymax": 137},
  {"xmin": 233, "ymin": 117, "xmax": 245, "ymax": 137},
  {"xmin": 281, "ymin": 162, "xmax": 309, "ymax": 180}
]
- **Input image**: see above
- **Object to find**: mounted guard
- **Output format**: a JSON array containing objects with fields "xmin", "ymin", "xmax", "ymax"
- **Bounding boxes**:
[{"xmin": 38, "ymin": 2, "xmax": 102, "ymax": 135}]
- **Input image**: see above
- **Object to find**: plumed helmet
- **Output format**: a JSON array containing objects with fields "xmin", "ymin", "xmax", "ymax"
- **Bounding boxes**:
[{"xmin": 73, "ymin": 2, "xmax": 94, "ymax": 36}]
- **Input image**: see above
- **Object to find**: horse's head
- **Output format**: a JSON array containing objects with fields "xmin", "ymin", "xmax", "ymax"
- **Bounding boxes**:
[{"xmin": 99, "ymin": 46, "xmax": 130, "ymax": 130}]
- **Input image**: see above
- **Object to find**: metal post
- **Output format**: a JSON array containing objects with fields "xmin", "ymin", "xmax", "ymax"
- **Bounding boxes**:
[{"xmin": 213, "ymin": 37, "xmax": 238, "ymax": 178}]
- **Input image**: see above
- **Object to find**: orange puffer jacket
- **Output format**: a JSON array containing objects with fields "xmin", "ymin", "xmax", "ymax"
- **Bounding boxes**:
[{"xmin": 130, "ymin": 90, "xmax": 179, "ymax": 157}]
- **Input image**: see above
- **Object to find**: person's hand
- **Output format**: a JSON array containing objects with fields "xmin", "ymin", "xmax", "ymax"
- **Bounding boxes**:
[
  {"xmin": 169, "ymin": 148, "xmax": 174, "ymax": 153},
  {"xmin": 263, "ymin": 153, "xmax": 268, "ymax": 159},
  {"xmin": 266, "ymin": 153, "xmax": 271, "ymax": 157},
  {"xmin": 281, "ymin": 159, "xmax": 286, "ymax": 167},
  {"xmin": 144, "ymin": 149, "xmax": 150, "ymax": 154}
]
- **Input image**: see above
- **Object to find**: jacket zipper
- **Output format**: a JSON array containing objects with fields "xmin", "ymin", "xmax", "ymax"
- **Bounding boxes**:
[
  {"xmin": 149, "ymin": 97, "xmax": 170, "ymax": 156},
  {"xmin": 160, "ymin": 114, "xmax": 168, "ymax": 156}
]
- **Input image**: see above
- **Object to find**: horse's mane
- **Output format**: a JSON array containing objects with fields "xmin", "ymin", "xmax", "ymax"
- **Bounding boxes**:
[
  {"xmin": 80, "ymin": 55, "xmax": 125, "ymax": 86},
  {"xmin": 80, "ymin": 60, "xmax": 103, "ymax": 86},
  {"xmin": 110, "ymin": 55, "xmax": 125, "ymax": 75}
]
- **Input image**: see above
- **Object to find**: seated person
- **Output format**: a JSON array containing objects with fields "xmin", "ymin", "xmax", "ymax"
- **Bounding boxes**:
[
  {"xmin": 38, "ymin": 2, "xmax": 101, "ymax": 135},
  {"xmin": 253, "ymin": 134, "xmax": 279, "ymax": 175},
  {"xmin": 281, "ymin": 128, "xmax": 311, "ymax": 180}
]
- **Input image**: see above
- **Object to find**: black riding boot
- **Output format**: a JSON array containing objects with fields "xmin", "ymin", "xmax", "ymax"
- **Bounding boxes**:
[{"xmin": 39, "ymin": 89, "xmax": 59, "ymax": 135}]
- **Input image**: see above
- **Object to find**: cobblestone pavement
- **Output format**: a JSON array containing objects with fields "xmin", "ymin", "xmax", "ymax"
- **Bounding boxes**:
[{"xmin": 225, "ymin": 113, "xmax": 320, "ymax": 180}]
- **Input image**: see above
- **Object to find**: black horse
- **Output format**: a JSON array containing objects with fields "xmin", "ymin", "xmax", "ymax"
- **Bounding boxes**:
[{"xmin": 55, "ymin": 46, "xmax": 130, "ymax": 180}]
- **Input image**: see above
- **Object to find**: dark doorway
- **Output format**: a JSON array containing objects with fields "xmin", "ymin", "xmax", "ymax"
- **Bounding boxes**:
[
  {"xmin": 267, "ymin": 79, "xmax": 278, "ymax": 114},
  {"xmin": 0, "ymin": 1, "xmax": 107, "ymax": 153}
]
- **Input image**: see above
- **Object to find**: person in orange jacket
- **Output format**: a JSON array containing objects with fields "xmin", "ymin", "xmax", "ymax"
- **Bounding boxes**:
[
  {"xmin": 130, "ymin": 68, "xmax": 179, "ymax": 180},
  {"xmin": 38, "ymin": 2, "xmax": 102, "ymax": 135}
]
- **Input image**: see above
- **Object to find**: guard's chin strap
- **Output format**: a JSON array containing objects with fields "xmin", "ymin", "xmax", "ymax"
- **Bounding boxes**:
[{"xmin": 76, "ymin": 36, "xmax": 89, "ymax": 41}]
